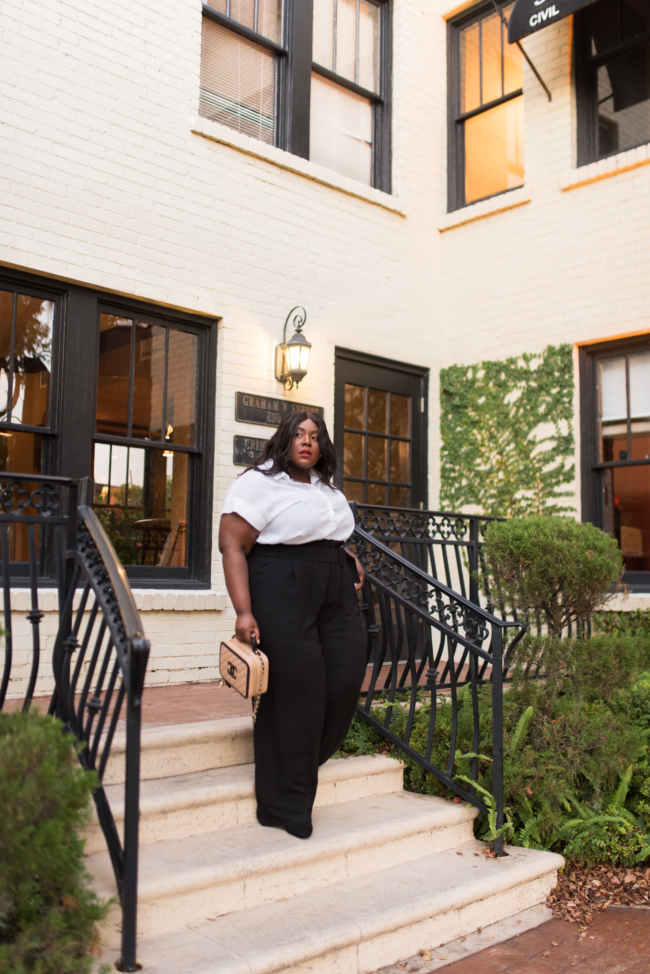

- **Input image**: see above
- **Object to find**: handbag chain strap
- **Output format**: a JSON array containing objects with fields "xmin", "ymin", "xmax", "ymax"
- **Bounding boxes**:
[{"xmin": 251, "ymin": 632, "xmax": 264, "ymax": 726}]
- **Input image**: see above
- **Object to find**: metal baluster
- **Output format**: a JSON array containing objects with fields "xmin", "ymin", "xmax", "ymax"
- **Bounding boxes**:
[{"xmin": 23, "ymin": 521, "xmax": 44, "ymax": 709}]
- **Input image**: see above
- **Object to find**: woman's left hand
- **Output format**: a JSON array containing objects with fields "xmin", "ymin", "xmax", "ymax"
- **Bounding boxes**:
[{"xmin": 344, "ymin": 547, "xmax": 365, "ymax": 591}]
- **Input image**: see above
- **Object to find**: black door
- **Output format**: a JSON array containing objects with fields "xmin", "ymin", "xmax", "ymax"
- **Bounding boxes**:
[{"xmin": 334, "ymin": 349, "xmax": 428, "ymax": 509}]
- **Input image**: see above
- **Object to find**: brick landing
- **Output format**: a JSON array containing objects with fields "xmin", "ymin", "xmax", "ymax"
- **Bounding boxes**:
[{"xmin": 433, "ymin": 907, "xmax": 650, "ymax": 974}]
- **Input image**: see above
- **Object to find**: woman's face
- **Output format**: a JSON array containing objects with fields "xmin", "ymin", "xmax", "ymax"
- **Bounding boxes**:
[{"xmin": 290, "ymin": 418, "xmax": 321, "ymax": 472}]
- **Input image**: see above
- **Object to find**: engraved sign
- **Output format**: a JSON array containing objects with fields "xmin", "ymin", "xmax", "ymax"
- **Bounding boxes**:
[
  {"xmin": 235, "ymin": 392, "xmax": 324, "ymax": 428},
  {"xmin": 233, "ymin": 435, "xmax": 269, "ymax": 467}
]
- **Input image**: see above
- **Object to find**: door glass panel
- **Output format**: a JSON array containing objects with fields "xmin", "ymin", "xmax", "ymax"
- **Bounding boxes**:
[
  {"xmin": 390, "ymin": 439, "xmax": 409, "ymax": 482},
  {"xmin": 92, "ymin": 443, "xmax": 188, "ymax": 567},
  {"xmin": 166, "ymin": 329, "xmax": 198, "ymax": 447},
  {"xmin": 368, "ymin": 389, "xmax": 388, "ymax": 433},
  {"xmin": 390, "ymin": 486, "xmax": 409, "ymax": 507},
  {"xmin": 344, "ymin": 432, "xmax": 364, "ymax": 477},
  {"xmin": 367, "ymin": 435, "xmax": 387, "ymax": 480},
  {"xmin": 132, "ymin": 323, "xmax": 165, "ymax": 441},
  {"xmin": 0, "ymin": 292, "xmax": 53, "ymax": 428},
  {"xmin": 344, "ymin": 383, "xmax": 365, "ymax": 429},
  {"xmin": 0, "ymin": 431, "xmax": 44, "ymax": 562},
  {"xmin": 97, "ymin": 315, "xmax": 132, "ymax": 437},
  {"xmin": 367, "ymin": 482, "xmax": 386, "ymax": 504},
  {"xmin": 343, "ymin": 479, "xmax": 364, "ymax": 503},
  {"xmin": 0, "ymin": 291, "xmax": 12, "ymax": 422},
  {"xmin": 390, "ymin": 394, "xmax": 410, "ymax": 437}
]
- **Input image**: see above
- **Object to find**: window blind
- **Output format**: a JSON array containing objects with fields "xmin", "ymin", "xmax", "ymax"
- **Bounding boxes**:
[{"xmin": 309, "ymin": 72, "xmax": 372, "ymax": 184}]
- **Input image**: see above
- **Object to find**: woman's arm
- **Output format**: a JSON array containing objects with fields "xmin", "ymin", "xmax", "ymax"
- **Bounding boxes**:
[
  {"xmin": 218, "ymin": 512, "xmax": 261, "ymax": 644},
  {"xmin": 343, "ymin": 548, "xmax": 365, "ymax": 591}
]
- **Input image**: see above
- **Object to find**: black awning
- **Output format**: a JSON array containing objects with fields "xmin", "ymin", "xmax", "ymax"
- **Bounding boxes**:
[{"xmin": 507, "ymin": 0, "xmax": 597, "ymax": 43}]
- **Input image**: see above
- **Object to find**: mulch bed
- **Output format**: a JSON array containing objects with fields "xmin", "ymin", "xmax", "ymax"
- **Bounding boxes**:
[{"xmin": 548, "ymin": 861, "xmax": 650, "ymax": 927}]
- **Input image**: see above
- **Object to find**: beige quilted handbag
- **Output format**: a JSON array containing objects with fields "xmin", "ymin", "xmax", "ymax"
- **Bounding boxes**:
[{"xmin": 219, "ymin": 634, "xmax": 269, "ymax": 723}]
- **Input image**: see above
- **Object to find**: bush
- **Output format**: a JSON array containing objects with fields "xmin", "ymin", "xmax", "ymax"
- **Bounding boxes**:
[
  {"xmin": 0, "ymin": 710, "xmax": 109, "ymax": 974},
  {"xmin": 593, "ymin": 609, "xmax": 650, "ymax": 639},
  {"xmin": 482, "ymin": 516, "xmax": 624, "ymax": 636}
]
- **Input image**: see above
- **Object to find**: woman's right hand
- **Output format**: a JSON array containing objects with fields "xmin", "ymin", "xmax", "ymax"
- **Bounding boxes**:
[{"xmin": 235, "ymin": 612, "xmax": 260, "ymax": 646}]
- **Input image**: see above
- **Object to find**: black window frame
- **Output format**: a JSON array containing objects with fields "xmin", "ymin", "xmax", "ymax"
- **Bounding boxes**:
[
  {"xmin": 447, "ymin": 0, "xmax": 524, "ymax": 212},
  {"xmin": 575, "ymin": 0, "xmax": 650, "ymax": 167},
  {"xmin": 579, "ymin": 334, "xmax": 650, "ymax": 592},
  {"xmin": 0, "ymin": 267, "xmax": 217, "ymax": 589},
  {"xmin": 200, "ymin": 0, "xmax": 392, "ymax": 192}
]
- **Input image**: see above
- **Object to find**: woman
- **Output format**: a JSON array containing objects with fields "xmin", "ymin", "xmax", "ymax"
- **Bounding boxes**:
[{"xmin": 219, "ymin": 411, "xmax": 366, "ymax": 840}]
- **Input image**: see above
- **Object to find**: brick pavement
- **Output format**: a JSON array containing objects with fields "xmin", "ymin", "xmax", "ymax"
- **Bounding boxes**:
[{"xmin": 432, "ymin": 908, "xmax": 650, "ymax": 974}]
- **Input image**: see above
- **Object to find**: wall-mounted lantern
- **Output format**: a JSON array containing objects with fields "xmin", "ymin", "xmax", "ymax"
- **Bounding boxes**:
[{"xmin": 275, "ymin": 306, "xmax": 311, "ymax": 391}]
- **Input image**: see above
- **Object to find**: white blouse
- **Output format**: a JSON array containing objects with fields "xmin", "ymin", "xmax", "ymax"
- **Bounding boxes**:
[{"xmin": 221, "ymin": 462, "xmax": 355, "ymax": 545}]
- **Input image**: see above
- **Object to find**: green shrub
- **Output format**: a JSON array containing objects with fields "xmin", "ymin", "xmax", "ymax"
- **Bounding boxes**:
[
  {"xmin": 0, "ymin": 710, "xmax": 109, "ymax": 974},
  {"xmin": 593, "ymin": 609, "xmax": 650, "ymax": 639},
  {"xmin": 482, "ymin": 516, "xmax": 624, "ymax": 636}
]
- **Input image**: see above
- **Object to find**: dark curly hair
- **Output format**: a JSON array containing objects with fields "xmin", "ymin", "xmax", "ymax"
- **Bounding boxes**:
[{"xmin": 248, "ymin": 411, "xmax": 338, "ymax": 487}]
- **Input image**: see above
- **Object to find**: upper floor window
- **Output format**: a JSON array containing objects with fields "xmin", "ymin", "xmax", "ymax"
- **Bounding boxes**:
[
  {"xmin": 576, "ymin": 0, "xmax": 650, "ymax": 165},
  {"xmin": 448, "ymin": 2, "xmax": 524, "ymax": 211},
  {"xmin": 199, "ymin": 0, "xmax": 391, "ymax": 191}
]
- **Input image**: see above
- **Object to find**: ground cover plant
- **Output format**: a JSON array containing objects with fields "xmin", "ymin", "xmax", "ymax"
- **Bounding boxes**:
[{"xmin": 0, "ymin": 709, "xmax": 109, "ymax": 973}]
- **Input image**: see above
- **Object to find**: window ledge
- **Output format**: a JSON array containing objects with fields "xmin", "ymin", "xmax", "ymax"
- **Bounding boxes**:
[
  {"xmin": 439, "ymin": 186, "xmax": 532, "ymax": 232},
  {"xmin": 7, "ymin": 589, "xmax": 228, "ymax": 612},
  {"xmin": 191, "ymin": 116, "xmax": 406, "ymax": 216},
  {"xmin": 561, "ymin": 144, "xmax": 650, "ymax": 192}
]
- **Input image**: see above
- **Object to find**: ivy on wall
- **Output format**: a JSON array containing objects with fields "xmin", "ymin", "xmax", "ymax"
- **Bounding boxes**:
[{"xmin": 439, "ymin": 344, "xmax": 575, "ymax": 517}]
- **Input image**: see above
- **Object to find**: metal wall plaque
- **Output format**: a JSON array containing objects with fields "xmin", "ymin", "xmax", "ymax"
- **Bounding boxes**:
[
  {"xmin": 235, "ymin": 392, "xmax": 324, "ymax": 428},
  {"xmin": 233, "ymin": 435, "xmax": 269, "ymax": 466}
]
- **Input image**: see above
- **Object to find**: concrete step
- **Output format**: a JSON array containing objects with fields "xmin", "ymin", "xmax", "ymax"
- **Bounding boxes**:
[
  {"xmin": 89, "ymin": 791, "xmax": 479, "ymax": 942},
  {"xmin": 103, "ymin": 717, "xmax": 255, "ymax": 786},
  {"xmin": 98, "ymin": 840, "xmax": 563, "ymax": 974},
  {"xmin": 84, "ymin": 753, "xmax": 406, "ymax": 853}
]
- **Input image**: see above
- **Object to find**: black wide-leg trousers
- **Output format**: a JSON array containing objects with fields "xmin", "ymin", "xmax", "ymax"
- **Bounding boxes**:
[{"xmin": 248, "ymin": 540, "xmax": 366, "ymax": 828}]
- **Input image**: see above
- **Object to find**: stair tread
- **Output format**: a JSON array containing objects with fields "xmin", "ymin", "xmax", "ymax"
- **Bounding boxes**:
[
  {"xmin": 117, "ymin": 842, "xmax": 563, "ymax": 974},
  {"xmin": 89, "ymin": 791, "xmax": 476, "ymax": 899},
  {"xmin": 102, "ymin": 753, "xmax": 403, "ymax": 819}
]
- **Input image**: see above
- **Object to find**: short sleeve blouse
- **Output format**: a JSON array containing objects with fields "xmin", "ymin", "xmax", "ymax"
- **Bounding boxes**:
[{"xmin": 221, "ymin": 463, "xmax": 354, "ymax": 545}]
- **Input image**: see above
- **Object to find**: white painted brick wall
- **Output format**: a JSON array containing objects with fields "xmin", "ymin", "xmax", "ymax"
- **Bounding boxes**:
[{"xmin": 0, "ymin": 0, "xmax": 647, "ymax": 697}]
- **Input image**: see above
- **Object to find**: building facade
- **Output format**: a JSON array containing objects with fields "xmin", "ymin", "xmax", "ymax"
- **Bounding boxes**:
[{"xmin": 1, "ymin": 0, "xmax": 648, "ymax": 694}]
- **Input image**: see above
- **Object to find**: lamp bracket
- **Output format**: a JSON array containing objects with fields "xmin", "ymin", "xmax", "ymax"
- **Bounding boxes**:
[{"xmin": 283, "ymin": 306, "xmax": 307, "ymax": 345}]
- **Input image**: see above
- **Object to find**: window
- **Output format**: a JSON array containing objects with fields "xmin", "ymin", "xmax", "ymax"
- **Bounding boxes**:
[
  {"xmin": 199, "ymin": 0, "xmax": 391, "ymax": 190},
  {"xmin": 576, "ymin": 0, "xmax": 650, "ymax": 165},
  {"xmin": 0, "ymin": 269, "xmax": 216, "ymax": 587},
  {"xmin": 448, "ymin": 2, "xmax": 524, "ymax": 211},
  {"xmin": 580, "ymin": 337, "xmax": 650, "ymax": 590},
  {"xmin": 334, "ymin": 349, "xmax": 428, "ymax": 508}
]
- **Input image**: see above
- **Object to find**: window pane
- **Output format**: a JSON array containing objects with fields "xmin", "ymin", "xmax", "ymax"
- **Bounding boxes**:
[
  {"xmin": 0, "ymin": 294, "xmax": 54, "ymax": 428},
  {"xmin": 602, "ymin": 464, "xmax": 650, "ymax": 572},
  {"xmin": 358, "ymin": 0, "xmax": 379, "ymax": 93},
  {"xmin": 343, "ymin": 479, "xmax": 364, "ymax": 503},
  {"xmin": 481, "ymin": 11, "xmax": 502, "ymax": 104},
  {"xmin": 464, "ymin": 94, "xmax": 524, "ymax": 204},
  {"xmin": 390, "ymin": 439, "xmax": 409, "ymax": 483},
  {"xmin": 0, "ymin": 291, "xmax": 12, "ymax": 422},
  {"xmin": 597, "ymin": 48, "xmax": 650, "ymax": 158},
  {"xmin": 461, "ymin": 22, "xmax": 481, "ymax": 113},
  {"xmin": 367, "ymin": 435, "xmax": 387, "ymax": 480},
  {"xmin": 205, "ymin": 0, "xmax": 227, "ymax": 13},
  {"xmin": 200, "ymin": 20, "xmax": 276, "ymax": 145},
  {"xmin": 390, "ymin": 393, "xmax": 410, "ymax": 437},
  {"xmin": 344, "ymin": 383, "xmax": 365, "ymax": 429},
  {"xmin": 0, "ymin": 431, "xmax": 44, "ymax": 562},
  {"xmin": 600, "ymin": 356, "xmax": 627, "ymax": 422},
  {"xmin": 336, "ymin": 0, "xmax": 357, "ymax": 82},
  {"xmin": 96, "ymin": 314, "xmax": 132, "ymax": 437},
  {"xmin": 132, "ymin": 322, "xmax": 165, "ymax": 441},
  {"xmin": 92, "ymin": 444, "xmax": 188, "ymax": 567},
  {"xmin": 630, "ymin": 351, "xmax": 650, "ymax": 419},
  {"xmin": 166, "ymin": 330, "xmax": 198, "ymax": 447},
  {"xmin": 503, "ymin": 28, "xmax": 523, "ymax": 95},
  {"xmin": 313, "ymin": 0, "xmax": 335, "ymax": 70},
  {"xmin": 368, "ymin": 388, "xmax": 387, "ymax": 433},
  {"xmin": 229, "ymin": 0, "xmax": 255, "ymax": 31},
  {"xmin": 257, "ymin": 0, "xmax": 282, "ymax": 43},
  {"xmin": 310, "ymin": 73, "xmax": 372, "ymax": 183},
  {"xmin": 344, "ymin": 431, "xmax": 364, "ymax": 477}
]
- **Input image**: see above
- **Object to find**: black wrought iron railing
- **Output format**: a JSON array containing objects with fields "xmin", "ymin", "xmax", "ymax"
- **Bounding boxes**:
[
  {"xmin": 349, "ymin": 520, "xmax": 526, "ymax": 854},
  {"xmin": 0, "ymin": 474, "xmax": 149, "ymax": 973}
]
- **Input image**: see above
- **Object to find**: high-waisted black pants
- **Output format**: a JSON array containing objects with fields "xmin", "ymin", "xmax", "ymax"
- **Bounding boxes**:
[{"xmin": 248, "ymin": 540, "xmax": 366, "ymax": 828}]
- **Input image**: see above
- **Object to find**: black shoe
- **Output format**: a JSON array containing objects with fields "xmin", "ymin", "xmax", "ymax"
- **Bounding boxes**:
[{"xmin": 285, "ymin": 822, "xmax": 313, "ymax": 839}]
